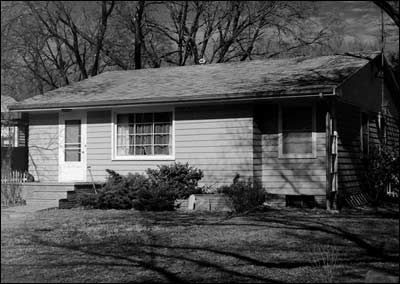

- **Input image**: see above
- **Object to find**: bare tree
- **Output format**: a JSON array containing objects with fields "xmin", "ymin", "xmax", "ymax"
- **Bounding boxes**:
[
  {"xmin": 146, "ymin": 1, "xmax": 331, "ymax": 66},
  {"xmin": 373, "ymin": 0, "xmax": 399, "ymax": 27},
  {"xmin": 26, "ymin": 1, "xmax": 115, "ymax": 79}
]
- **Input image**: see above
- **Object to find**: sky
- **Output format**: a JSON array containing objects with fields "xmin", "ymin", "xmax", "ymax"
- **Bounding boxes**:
[
  {"xmin": 74, "ymin": 1, "xmax": 398, "ymax": 52},
  {"xmin": 314, "ymin": 1, "xmax": 398, "ymax": 51}
]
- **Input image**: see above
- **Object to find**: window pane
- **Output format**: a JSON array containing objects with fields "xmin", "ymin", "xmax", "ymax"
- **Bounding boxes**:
[
  {"xmin": 154, "ymin": 145, "xmax": 170, "ymax": 155},
  {"xmin": 282, "ymin": 132, "xmax": 312, "ymax": 154},
  {"xmin": 154, "ymin": 123, "xmax": 170, "ymax": 133},
  {"xmin": 65, "ymin": 120, "xmax": 81, "ymax": 144},
  {"xmin": 117, "ymin": 146, "xmax": 128, "ymax": 156},
  {"xmin": 129, "ymin": 135, "xmax": 135, "ymax": 145},
  {"xmin": 154, "ymin": 112, "xmax": 172, "ymax": 122},
  {"xmin": 117, "ymin": 135, "xmax": 128, "ymax": 147},
  {"xmin": 136, "ymin": 113, "xmax": 153, "ymax": 123},
  {"xmin": 135, "ymin": 145, "xmax": 152, "ymax": 155},
  {"xmin": 136, "ymin": 124, "xmax": 152, "ymax": 134},
  {"xmin": 281, "ymin": 106, "xmax": 313, "ymax": 155},
  {"xmin": 65, "ymin": 149, "xmax": 80, "ymax": 161},
  {"xmin": 282, "ymin": 107, "xmax": 312, "ymax": 131},
  {"xmin": 135, "ymin": 135, "xmax": 152, "ymax": 144},
  {"xmin": 117, "ymin": 125, "xmax": 129, "ymax": 136},
  {"xmin": 154, "ymin": 134, "xmax": 170, "ymax": 144},
  {"xmin": 117, "ymin": 114, "xmax": 130, "ymax": 124}
]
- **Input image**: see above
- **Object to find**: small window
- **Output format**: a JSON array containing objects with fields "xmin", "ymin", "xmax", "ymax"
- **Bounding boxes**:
[
  {"xmin": 279, "ymin": 104, "xmax": 316, "ymax": 158},
  {"xmin": 114, "ymin": 111, "xmax": 173, "ymax": 158}
]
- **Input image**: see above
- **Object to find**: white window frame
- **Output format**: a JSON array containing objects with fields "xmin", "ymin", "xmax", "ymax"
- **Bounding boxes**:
[
  {"xmin": 111, "ymin": 106, "xmax": 175, "ymax": 161},
  {"xmin": 278, "ymin": 103, "xmax": 317, "ymax": 159}
]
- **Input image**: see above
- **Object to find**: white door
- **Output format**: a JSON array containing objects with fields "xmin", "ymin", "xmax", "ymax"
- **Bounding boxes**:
[{"xmin": 59, "ymin": 111, "xmax": 87, "ymax": 182}]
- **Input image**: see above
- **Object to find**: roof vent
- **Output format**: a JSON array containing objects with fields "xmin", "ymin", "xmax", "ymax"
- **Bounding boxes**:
[{"xmin": 199, "ymin": 58, "xmax": 206, "ymax": 65}]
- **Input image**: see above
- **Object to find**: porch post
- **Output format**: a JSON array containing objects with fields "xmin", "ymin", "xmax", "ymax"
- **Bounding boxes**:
[{"xmin": 326, "ymin": 99, "xmax": 338, "ymax": 211}]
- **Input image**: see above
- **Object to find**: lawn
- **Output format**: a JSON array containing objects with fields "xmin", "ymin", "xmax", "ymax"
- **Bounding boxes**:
[{"xmin": 1, "ymin": 207, "xmax": 399, "ymax": 283}]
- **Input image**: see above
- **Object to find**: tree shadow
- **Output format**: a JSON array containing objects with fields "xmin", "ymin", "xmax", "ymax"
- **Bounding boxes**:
[
  {"xmin": 245, "ymin": 214, "xmax": 399, "ymax": 262},
  {"xmin": 28, "ymin": 233, "xmax": 283, "ymax": 283}
]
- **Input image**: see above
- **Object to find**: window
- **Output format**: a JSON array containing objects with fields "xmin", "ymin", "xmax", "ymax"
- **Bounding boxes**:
[
  {"xmin": 114, "ymin": 111, "xmax": 173, "ymax": 159},
  {"xmin": 279, "ymin": 104, "xmax": 316, "ymax": 158},
  {"xmin": 1, "ymin": 125, "xmax": 17, "ymax": 147},
  {"xmin": 64, "ymin": 120, "xmax": 81, "ymax": 161}
]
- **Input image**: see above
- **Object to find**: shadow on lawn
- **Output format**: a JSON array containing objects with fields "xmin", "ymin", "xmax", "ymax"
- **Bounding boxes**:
[
  {"xmin": 244, "ymin": 214, "xmax": 399, "ymax": 262},
  {"xmin": 28, "ymin": 234, "xmax": 283, "ymax": 283},
  {"xmin": 24, "ymin": 211, "xmax": 398, "ymax": 283}
]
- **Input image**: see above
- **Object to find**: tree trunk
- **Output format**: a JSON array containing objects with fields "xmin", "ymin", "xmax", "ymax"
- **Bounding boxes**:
[{"xmin": 134, "ymin": 0, "xmax": 145, "ymax": 69}]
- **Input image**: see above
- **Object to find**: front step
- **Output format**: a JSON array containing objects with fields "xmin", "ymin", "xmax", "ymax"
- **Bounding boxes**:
[
  {"xmin": 19, "ymin": 182, "xmax": 102, "ymax": 209},
  {"xmin": 59, "ymin": 199, "xmax": 76, "ymax": 209}
]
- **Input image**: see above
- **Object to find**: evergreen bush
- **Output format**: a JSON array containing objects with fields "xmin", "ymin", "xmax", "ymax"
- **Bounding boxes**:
[
  {"xmin": 77, "ymin": 163, "xmax": 204, "ymax": 211},
  {"xmin": 218, "ymin": 174, "xmax": 265, "ymax": 213}
]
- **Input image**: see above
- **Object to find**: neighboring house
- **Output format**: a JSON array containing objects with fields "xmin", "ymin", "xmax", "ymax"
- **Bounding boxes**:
[
  {"xmin": 9, "ymin": 52, "xmax": 400, "ymax": 207},
  {"xmin": 1, "ymin": 95, "xmax": 28, "ymax": 172}
]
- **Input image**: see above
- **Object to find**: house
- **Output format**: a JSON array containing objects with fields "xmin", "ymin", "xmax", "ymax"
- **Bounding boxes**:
[
  {"xmin": 9, "ymin": 52, "xmax": 400, "ymax": 208},
  {"xmin": 1, "ymin": 95, "xmax": 28, "ymax": 173}
]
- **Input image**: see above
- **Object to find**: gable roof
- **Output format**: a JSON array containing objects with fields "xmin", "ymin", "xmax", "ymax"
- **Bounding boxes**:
[{"xmin": 10, "ymin": 52, "xmax": 381, "ymax": 111}]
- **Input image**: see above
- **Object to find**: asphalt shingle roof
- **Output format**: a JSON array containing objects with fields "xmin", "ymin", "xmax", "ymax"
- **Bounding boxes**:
[{"xmin": 10, "ymin": 52, "xmax": 379, "ymax": 110}]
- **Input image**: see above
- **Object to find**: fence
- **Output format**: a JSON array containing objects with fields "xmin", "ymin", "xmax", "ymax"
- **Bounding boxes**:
[
  {"xmin": 1, "ymin": 170, "xmax": 28, "ymax": 184},
  {"xmin": 386, "ymin": 183, "xmax": 399, "ymax": 198}
]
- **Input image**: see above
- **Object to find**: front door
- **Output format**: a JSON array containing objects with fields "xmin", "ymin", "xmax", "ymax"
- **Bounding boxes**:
[{"xmin": 59, "ymin": 111, "xmax": 87, "ymax": 182}]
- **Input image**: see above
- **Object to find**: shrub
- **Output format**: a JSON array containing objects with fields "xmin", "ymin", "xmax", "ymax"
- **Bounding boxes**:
[
  {"xmin": 133, "ymin": 182, "xmax": 176, "ymax": 211},
  {"xmin": 77, "ymin": 163, "xmax": 204, "ymax": 211},
  {"xmin": 77, "ymin": 192, "xmax": 98, "ymax": 208},
  {"xmin": 362, "ymin": 145, "xmax": 400, "ymax": 206},
  {"xmin": 310, "ymin": 244, "xmax": 339, "ymax": 283},
  {"xmin": 77, "ymin": 170, "xmax": 149, "ymax": 209},
  {"xmin": 146, "ymin": 162, "xmax": 204, "ymax": 199},
  {"xmin": 218, "ymin": 174, "xmax": 265, "ymax": 213},
  {"xmin": 1, "ymin": 183, "xmax": 26, "ymax": 207}
]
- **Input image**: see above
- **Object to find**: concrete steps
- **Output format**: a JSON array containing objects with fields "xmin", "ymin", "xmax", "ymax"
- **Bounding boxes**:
[
  {"xmin": 19, "ymin": 182, "xmax": 102, "ymax": 210},
  {"xmin": 59, "ymin": 184, "xmax": 102, "ymax": 209}
]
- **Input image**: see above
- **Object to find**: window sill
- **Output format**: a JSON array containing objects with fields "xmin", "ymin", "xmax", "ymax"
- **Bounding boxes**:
[{"xmin": 112, "ymin": 155, "xmax": 176, "ymax": 161}]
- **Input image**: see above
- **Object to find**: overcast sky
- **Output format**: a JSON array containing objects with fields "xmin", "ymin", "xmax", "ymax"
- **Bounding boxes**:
[
  {"xmin": 315, "ymin": 1, "xmax": 398, "ymax": 51},
  {"xmin": 74, "ymin": 1, "xmax": 398, "ymax": 51}
]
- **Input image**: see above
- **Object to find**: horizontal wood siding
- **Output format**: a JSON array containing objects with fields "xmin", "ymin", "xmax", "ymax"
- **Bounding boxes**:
[
  {"xmin": 385, "ymin": 114, "xmax": 400, "ymax": 149},
  {"xmin": 86, "ymin": 106, "xmax": 254, "ymax": 187},
  {"xmin": 86, "ymin": 110, "xmax": 173, "ymax": 181},
  {"xmin": 28, "ymin": 112, "xmax": 59, "ymax": 182},
  {"xmin": 336, "ymin": 102, "xmax": 364, "ymax": 194},
  {"xmin": 175, "ymin": 105, "xmax": 254, "ymax": 188},
  {"xmin": 256, "ymin": 103, "xmax": 326, "ymax": 195}
]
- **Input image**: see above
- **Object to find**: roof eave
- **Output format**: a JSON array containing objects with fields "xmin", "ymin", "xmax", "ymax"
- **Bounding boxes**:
[{"xmin": 9, "ymin": 89, "xmax": 336, "ymax": 112}]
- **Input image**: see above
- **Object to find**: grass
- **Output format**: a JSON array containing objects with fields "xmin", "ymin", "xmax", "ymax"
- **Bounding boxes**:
[{"xmin": 1, "ymin": 207, "xmax": 399, "ymax": 283}]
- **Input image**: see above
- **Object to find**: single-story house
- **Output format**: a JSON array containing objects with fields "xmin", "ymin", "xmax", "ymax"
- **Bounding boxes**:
[{"xmin": 9, "ymin": 52, "xmax": 400, "ymax": 208}]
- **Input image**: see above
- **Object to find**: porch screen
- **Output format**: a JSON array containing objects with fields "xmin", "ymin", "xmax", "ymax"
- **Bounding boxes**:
[
  {"xmin": 116, "ymin": 112, "xmax": 172, "ymax": 156},
  {"xmin": 281, "ymin": 106, "xmax": 313, "ymax": 154}
]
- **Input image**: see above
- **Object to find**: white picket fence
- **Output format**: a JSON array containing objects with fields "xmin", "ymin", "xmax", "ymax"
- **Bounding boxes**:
[
  {"xmin": 386, "ymin": 183, "xmax": 399, "ymax": 198},
  {"xmin": 1, "ymin": 171, "xmax": 28, "ymax": 184}
]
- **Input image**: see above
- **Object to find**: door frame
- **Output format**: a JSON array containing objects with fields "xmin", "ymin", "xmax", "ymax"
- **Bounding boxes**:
[{"xmin": 58, "ymin": 110, "xmax": 87, "ymax": 182}]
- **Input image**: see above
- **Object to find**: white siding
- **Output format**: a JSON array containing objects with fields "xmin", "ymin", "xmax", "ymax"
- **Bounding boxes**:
[{"xmin": 28, "ymin": 112, "xmax": 59, "ymax": 182}]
